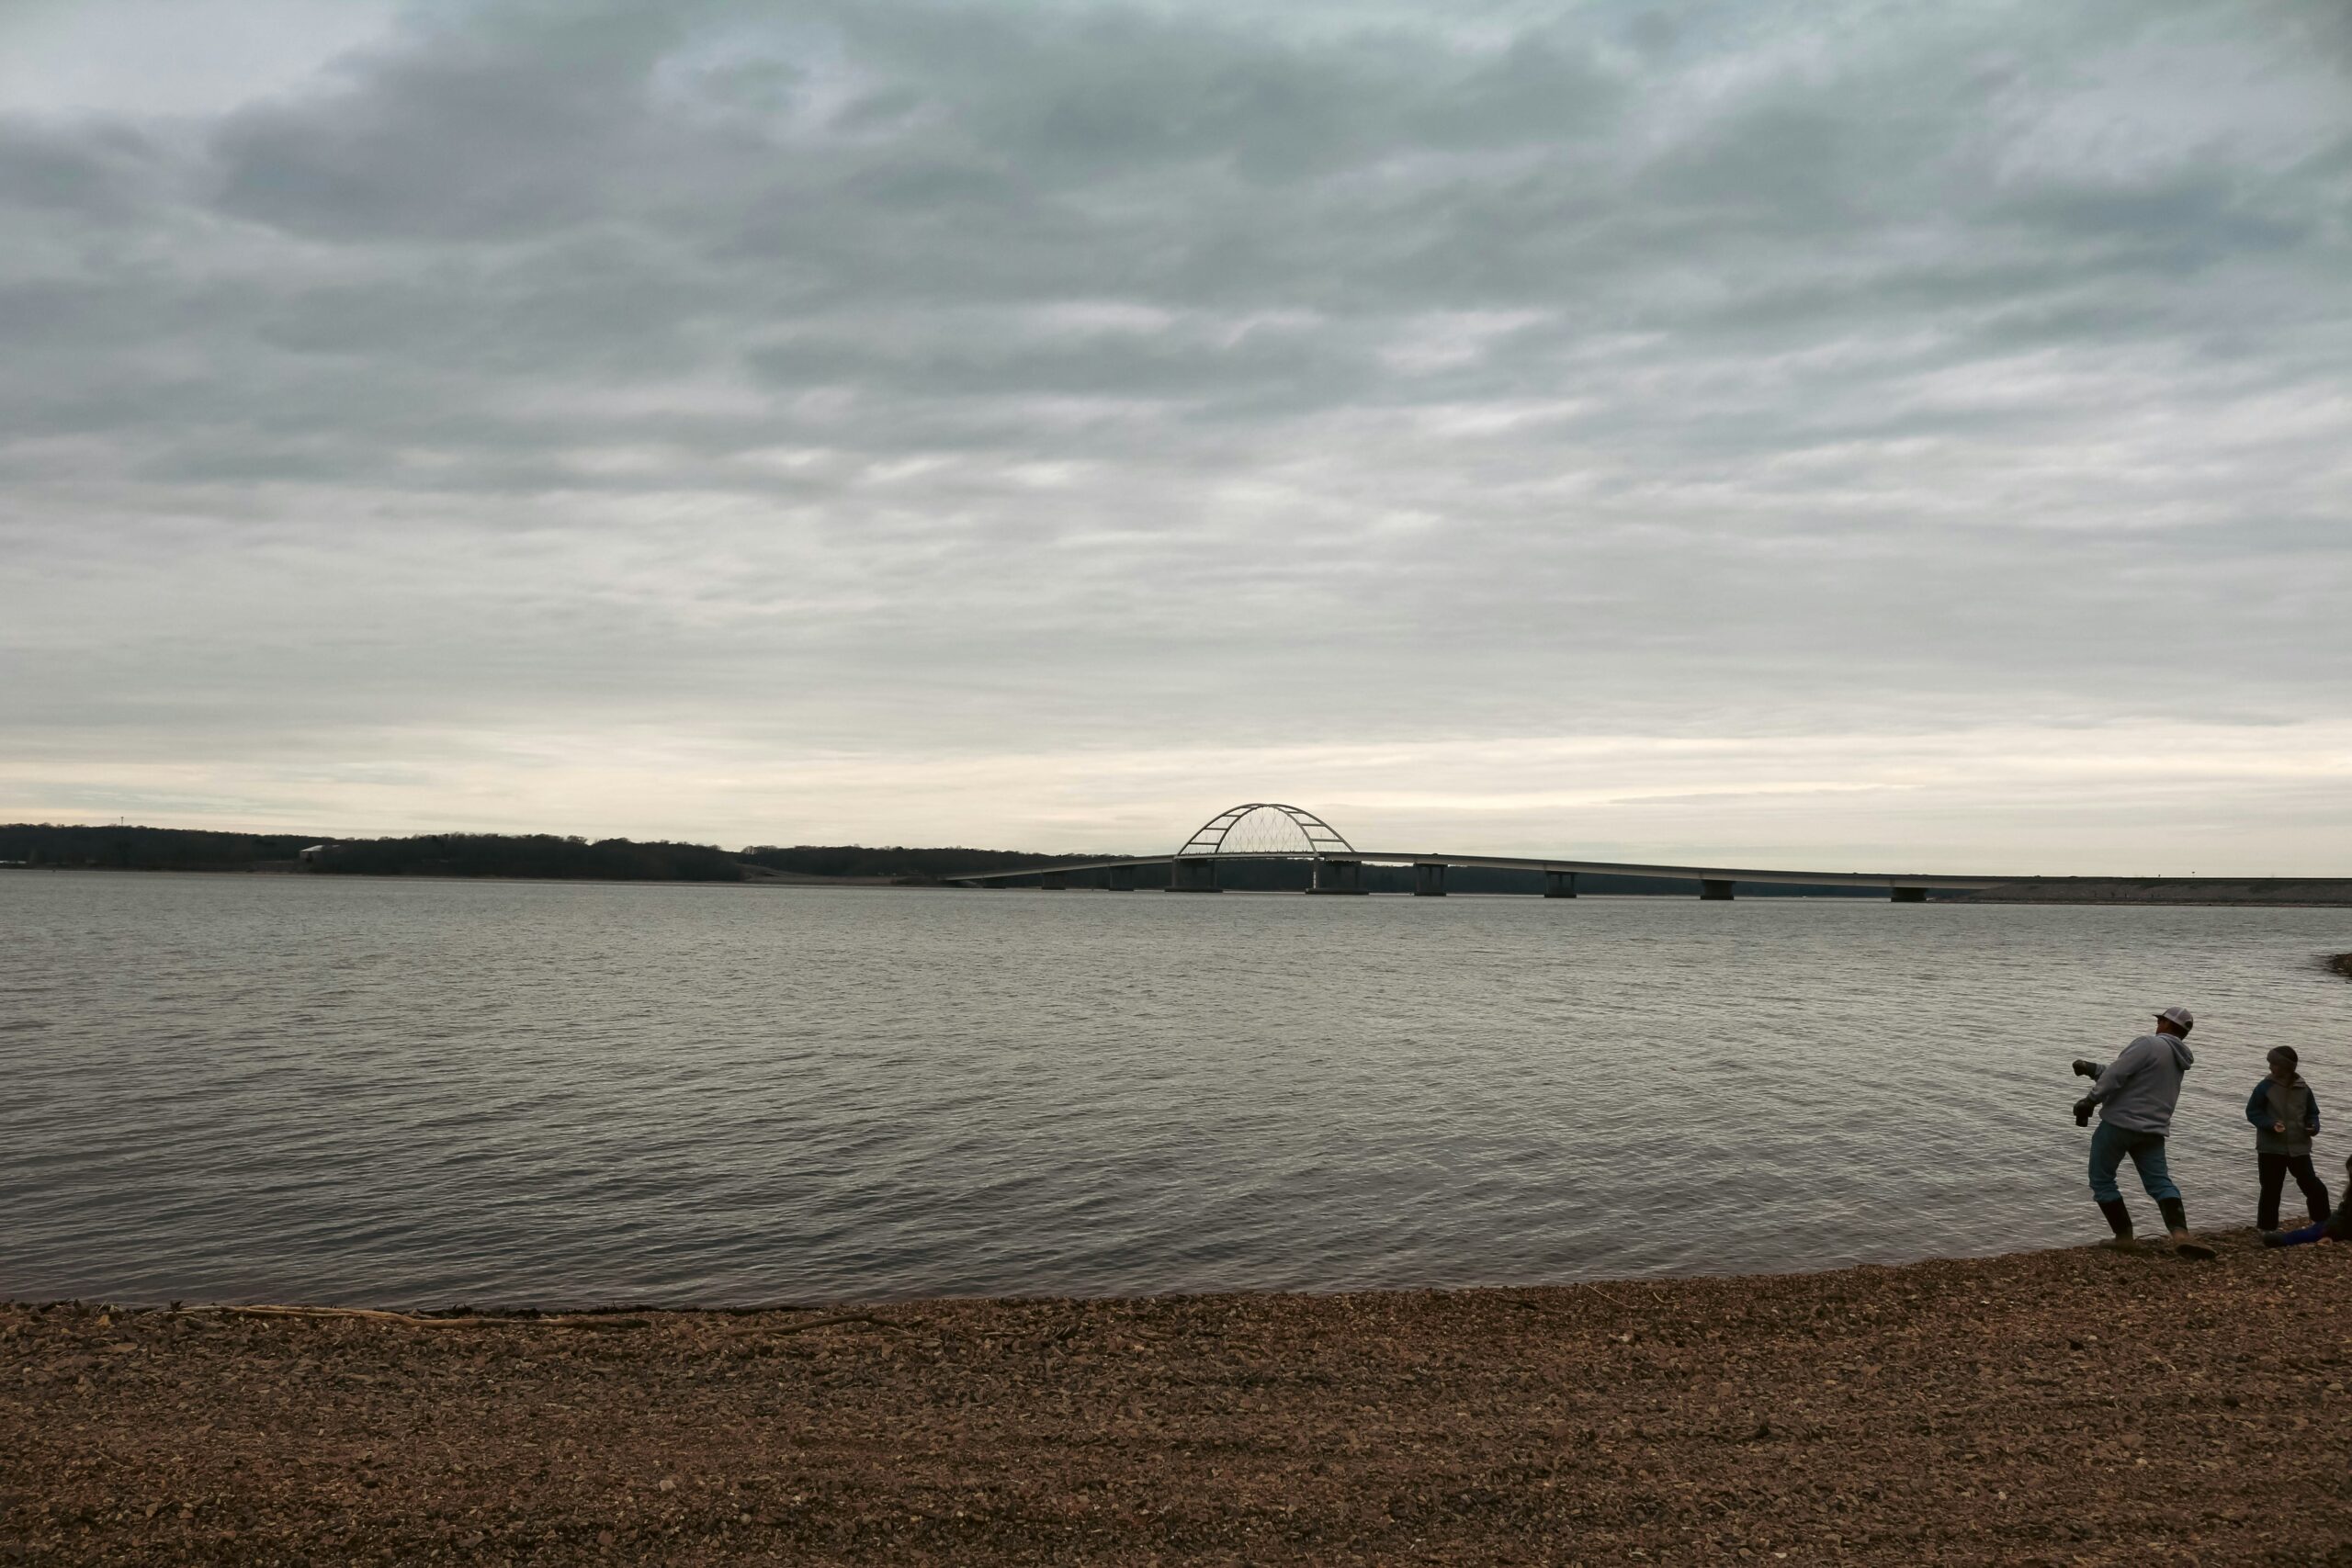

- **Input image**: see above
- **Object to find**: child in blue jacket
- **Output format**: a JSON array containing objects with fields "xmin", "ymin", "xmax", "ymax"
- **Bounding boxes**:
[{"xmin": 2250, "ymin": 1045, "xmax": 2330, "ymax": 1233}]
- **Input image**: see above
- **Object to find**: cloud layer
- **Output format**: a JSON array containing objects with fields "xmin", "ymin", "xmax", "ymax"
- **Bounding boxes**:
[{"xmin": 6, "ymin": 0, "xmax": 2350, "ymax": 868}]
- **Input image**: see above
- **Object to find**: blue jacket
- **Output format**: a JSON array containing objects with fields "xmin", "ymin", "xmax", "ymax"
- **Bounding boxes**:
[{"xmin": 2246, "ymin": 1077, "xmax": 2320, "ymax": 1156}]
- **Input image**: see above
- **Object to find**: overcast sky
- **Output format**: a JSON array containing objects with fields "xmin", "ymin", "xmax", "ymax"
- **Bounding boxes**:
[{"xmin": 5, "ymin": 0, "xmax": 2349, "ymax": 872}]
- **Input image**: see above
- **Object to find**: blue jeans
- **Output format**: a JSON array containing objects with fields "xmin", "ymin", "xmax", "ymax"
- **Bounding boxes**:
[
  {"xmin": 2264, "ymin": 1222, "xmax": 2328, "ymax": 1247},
  {"xmin": 2088, "ymin": 1122, "xmax": 2179, "ymax": 1204}
]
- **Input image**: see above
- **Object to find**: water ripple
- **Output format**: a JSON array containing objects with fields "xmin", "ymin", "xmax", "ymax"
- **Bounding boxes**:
[{"xmin": 2, "ymin": 872, "xmax": 2346, "ymax": 1306}]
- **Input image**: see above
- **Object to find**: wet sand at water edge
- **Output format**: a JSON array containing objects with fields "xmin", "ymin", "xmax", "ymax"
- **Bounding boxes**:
[{"xmin": 6, "ymin": 1233, "xmax": 2350, "ymax": 1566}]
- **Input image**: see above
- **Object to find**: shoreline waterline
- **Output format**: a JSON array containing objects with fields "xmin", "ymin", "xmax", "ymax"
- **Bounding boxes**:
[{"xmin": 0, "ymin": 1230, "xmax": 2266, "ymax": 1319}]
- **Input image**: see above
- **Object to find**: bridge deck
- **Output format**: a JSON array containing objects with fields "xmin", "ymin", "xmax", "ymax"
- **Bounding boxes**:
[{"xmin": 944, "ymin": 852, "xmax": 2011, "ymax": 891}]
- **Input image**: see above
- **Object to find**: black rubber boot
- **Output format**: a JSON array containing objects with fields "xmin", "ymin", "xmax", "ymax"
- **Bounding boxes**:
[
  {"xmin": 2158, "ymin": 1198, "xmax": 2216, "ymax": 1259},
  {"xmin": 2098, "ymin": 1199, "xmax": 2135, "ymax": 1245}
]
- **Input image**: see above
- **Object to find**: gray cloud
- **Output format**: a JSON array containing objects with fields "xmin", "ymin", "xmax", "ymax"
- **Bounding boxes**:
[{"xmin": 3, "ymin": 0, "xmax": 2349, "ymax": 864}]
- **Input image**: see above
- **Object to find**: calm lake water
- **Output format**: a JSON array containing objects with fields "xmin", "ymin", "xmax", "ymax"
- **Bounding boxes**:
[{"xmin": 4, "ymin": 872, "xmax": 2346, "ymax": 1307}]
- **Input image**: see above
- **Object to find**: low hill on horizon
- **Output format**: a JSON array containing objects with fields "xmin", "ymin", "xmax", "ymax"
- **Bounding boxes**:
[
  {"xmin": 2, "ymin": 822, "xmax": 1888, "ymax": 896},
  {"xmin": 0, "ymin": 824, "xmax": 1099, "ymax": 885}
]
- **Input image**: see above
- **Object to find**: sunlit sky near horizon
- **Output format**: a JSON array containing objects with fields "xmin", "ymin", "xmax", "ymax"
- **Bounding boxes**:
[{"xmin": 6, "ymin": 0, "xmax": 2350, "ymax": 872}]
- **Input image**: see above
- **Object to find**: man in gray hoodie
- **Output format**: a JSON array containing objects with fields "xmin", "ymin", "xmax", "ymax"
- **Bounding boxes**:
[{"xmin": 2073, "ymin": 1005, "xmax": 2214, "ymax": 1258}]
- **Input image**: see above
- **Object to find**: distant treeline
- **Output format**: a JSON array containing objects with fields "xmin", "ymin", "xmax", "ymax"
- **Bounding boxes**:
[
  {"xmin": 319, "ymin": 834, "xmax": 744, "ymax": 882},
  {"xmin": 0, "ymin": 824, "xmax": 741, "ymax": 881},
  {"xmin": 0, "ymin": 823, "xmax": 314, "ymax": 870},
  {"xmin": 0, "ymin": 825, "xmax": 1080, "ymax": 886},
  {"xmin": 740, "ymin": 844, "xmax": 1078, "ymax": 880}
]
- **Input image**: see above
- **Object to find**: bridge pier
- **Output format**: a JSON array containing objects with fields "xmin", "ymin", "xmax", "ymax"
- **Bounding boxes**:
[
  {"xmin": 1169, "ymin": 857, "xmax": 1221, "ymax": 893},
  {"xmin": 1040, "ymin": 870, "xmax": 1069, "ymax": 890},
  {"xmin": 1309, "ymin": 857, "xmax": 1367, "ymax": 895},
  {"xmin": 1891, "ymin": 886, "xmax": 1926, "ymax": 903},
  {"xmin": 1700, "ymin": 878, "xmax": 1736, "ymax": 901},
  {"xmin": 1544, "ymin": 870, "xmax": 1577, "ymax": 898},
  {"xmin": 1104, "ymin": 864, "xmax": 1136, "ymax": 892},
  {"xmin": 1414, "ymin": 863, "xmax": 1447, "ymax": 897}
]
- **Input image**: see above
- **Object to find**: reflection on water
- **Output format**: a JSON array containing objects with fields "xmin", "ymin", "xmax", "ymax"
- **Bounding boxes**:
[{"xmin": 3, "ymin": 872, "xmax": 2345, "ymax": 1306}]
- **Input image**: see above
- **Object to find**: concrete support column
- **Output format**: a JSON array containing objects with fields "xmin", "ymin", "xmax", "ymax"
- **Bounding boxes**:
[
  {"xmin": 1414, "ymin": 862, "xmax": 1447, "ymax": 897},
  {"xmin": 1309, "ymin": 857, "xmax": 1367, "ymax": 895},
  {"xmin": 1040, "ymin": 870, "xmax": 1069, "ymax": 890},
  {"xmin": 1700, "ymin": 878, "xmax": 1736, "ymax": 901},
  {"xmin": 1890, "ymin": 886, "xmax": 1926, "ymax": 903},
  {"xmin": 1544, "ymin": 870, "xmax": 1578, "ymax": 898},
  {"xmin": 1169, "ymin": 857, "xmax": 1221, "ymax": 893},
  {"xmin": 1104, "ymin": 864, "xmax": 1136, "ymax": 891}
]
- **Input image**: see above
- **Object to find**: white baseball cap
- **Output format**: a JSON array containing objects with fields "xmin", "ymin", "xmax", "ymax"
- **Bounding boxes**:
[{"xmin": 2158, "ymin": 1005, "xmax": 2194, "ymax": 1030}]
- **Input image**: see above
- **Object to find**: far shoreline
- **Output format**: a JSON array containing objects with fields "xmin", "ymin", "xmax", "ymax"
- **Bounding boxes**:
[{"xmin": 15, "ymin": 862, "xmax": 2352, "ymax": 907}]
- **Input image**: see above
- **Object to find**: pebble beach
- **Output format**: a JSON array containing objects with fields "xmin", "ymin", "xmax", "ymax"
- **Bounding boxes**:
[{"xmin": 7, "ymin": 1233, "xmax": 2350, "ymax": 1565}]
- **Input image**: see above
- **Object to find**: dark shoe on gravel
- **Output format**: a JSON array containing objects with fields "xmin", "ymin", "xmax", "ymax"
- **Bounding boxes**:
[{"xmin": 2174, "ymin": 1238, "xmax": 2217, "ymax": 1260}]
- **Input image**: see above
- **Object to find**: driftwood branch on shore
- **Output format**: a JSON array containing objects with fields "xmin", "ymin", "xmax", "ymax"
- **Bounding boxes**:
[
  {"xmin": 181, "ymin": 1303, "xmax": 913, "ymax": 1336},
  {"xmin": 746, "ymin": 1312, "xmax": 909, "ymax": 1337},
  {"xmin": 194, "ymin": 1304, "xmax": 645, "ymax": 1330}
]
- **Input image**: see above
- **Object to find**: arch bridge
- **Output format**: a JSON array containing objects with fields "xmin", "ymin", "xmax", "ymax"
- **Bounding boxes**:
[{"xmin": 944, "ymin": 803, "xmax": 2013, "ymax": 900}]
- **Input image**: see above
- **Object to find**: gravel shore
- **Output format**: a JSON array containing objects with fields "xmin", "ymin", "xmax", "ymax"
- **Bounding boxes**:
[{"xmin": 6, "ymin": 1235, "xmax": 2350, "ymax": 1566}]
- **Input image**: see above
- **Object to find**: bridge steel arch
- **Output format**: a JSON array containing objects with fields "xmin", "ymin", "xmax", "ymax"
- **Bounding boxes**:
[
  {"xmin": 1174, "ymin": 803, "xmax": 1355, "ymax": 860},
  {"xmin": 1170, "ymin": 802, "xmax": 1363, "ymax": 894}
]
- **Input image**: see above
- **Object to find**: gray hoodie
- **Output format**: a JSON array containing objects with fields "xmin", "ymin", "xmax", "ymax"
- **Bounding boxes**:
[{"xmin": 2087, "ymin": 1031, "xmax": 2195, "ymax": 1135}]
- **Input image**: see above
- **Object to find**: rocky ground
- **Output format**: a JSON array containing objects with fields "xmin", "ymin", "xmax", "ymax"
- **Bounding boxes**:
[{"xmin": 6, "ymin": 1235, "xmax": 2350, "ymax": 1566}]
